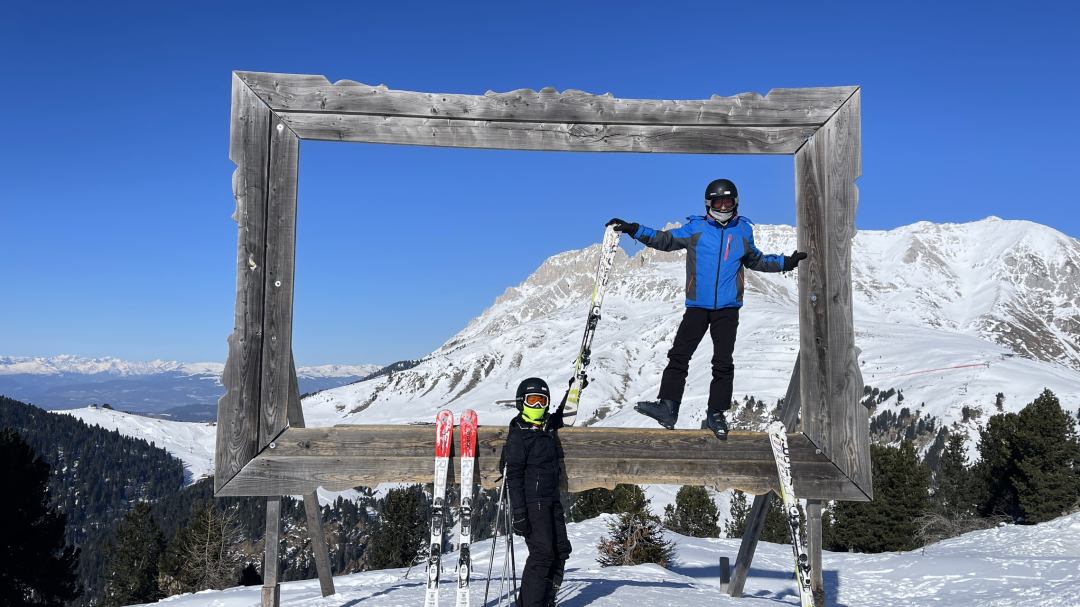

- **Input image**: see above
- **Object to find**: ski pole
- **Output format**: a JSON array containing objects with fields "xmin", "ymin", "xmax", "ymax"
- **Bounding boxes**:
[
  {"xmin": 507, "ymin": 505, "xmax": 519, "ymax": 607},
  {"xmin": 484, "ymin": 465, "xmax": 508, "ymax": 607}
]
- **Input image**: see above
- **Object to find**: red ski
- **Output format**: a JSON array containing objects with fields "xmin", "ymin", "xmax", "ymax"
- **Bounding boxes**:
[
  {"xmin": 425, "ymin": 410, "xmax": 454, "ymax": 607},
  {"xmin": 456, "ymin": 410, "xmax": 478, "ymax": 607}
]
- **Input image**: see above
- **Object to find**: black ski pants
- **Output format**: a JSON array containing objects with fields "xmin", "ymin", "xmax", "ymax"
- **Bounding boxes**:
[
  {"xmin": 658, "ymin": 307, "xmax": 739, "ymax": 411},
  {"xmin": 520, "ymin": 501, "xmax": 572, "ymax": 607}
]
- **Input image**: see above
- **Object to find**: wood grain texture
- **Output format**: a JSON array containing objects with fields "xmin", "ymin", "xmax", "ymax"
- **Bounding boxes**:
[
  {"xmin": 216, "ymin": 426, "xmax": 867, "ymax": 500},
  {"xmin": 303, "ymin": 491, "xmax": 335, "ymax": 596},
  {"xmin": 264, "ymin": 496, "xmax": 281, "ymax": 587},
  {"xmin": 279, "ymin": 112, "xmax": 814, "ymax": 155},
  {"xmin": 258, "ymin": 115, "xmax": 300, "ymax": 451},
  {"xmin": 216, "ymin": 74, "xmax": 271, "ymax": 493},
  {"xmin": 287, "ymin": 352, "xmax": 304, "ymax": 429},
  {"xmin": 807, "ymin": 499, "xmax": 823, "ymax": 593},
  {"xmin": 236, "ymin": 72, "xmax": 855, "ymax": 128},
  {"xmin": 796, "ymin": 87, "xmax": 871, "ymax": 499}
]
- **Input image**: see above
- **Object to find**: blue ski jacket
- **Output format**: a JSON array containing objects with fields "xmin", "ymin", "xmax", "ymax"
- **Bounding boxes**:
[{"xmin": 631, "ymin": 215, "xmax": 785, "ymax": 309}]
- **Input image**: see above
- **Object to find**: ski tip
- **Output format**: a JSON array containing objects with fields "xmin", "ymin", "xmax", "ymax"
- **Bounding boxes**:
[
  {"xmin": 460, "ymin": 409, "xmax": 478, "ymax": 425},
  {"xmin": 437, "ymin": 409, "xmax": 454, "ymax": 423}
]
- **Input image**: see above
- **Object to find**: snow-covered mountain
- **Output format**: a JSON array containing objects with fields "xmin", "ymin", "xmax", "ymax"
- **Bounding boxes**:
[
  {"xmin": 301, "ymin": 218, "xmax": 1080, "ymax": 456},
  {"xmin": 0, "ymin": 355, "xmax": 381, "ymax": 414},
  {"xmin": 134, "ymin": 510, "xmax": 1080, "ymax": 607}
]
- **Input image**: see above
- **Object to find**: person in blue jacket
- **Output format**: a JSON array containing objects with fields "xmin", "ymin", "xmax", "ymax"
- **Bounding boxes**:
[{"xmin": 606, "ymin": 179, "xmax": 806, "ymax": 439}]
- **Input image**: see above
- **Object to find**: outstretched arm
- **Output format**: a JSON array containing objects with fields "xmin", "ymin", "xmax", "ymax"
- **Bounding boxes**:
[
  {"xmin": 741, "ymin": 234, "xmax": 785, "ymax": 272},
  {"xmin": 607, "ymin": 218, "xmax": 693, "ymax": 252}
]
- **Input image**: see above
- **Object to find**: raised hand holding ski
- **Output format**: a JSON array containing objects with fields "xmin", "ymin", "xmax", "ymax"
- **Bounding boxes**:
[
  {"xmin": 551, "ymin": 225, "xmax": 621, "ymax": 427},
  {"xmin": 425, "ymin": 410, "xmax": 454, "ymax": 607}
]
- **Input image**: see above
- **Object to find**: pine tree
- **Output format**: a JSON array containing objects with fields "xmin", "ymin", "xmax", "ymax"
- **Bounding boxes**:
[
  {"xmin": 597, "ymin": 493, "xmax": 674, "ymax": 567},
  {"xmin": 663, "ymin": 486, "xmax": 720, "ymax": 538},
  {"xmin": 101, "ymin": 502, "xmax": 167, "ymax": 606},
  {"xmin": 369, "ymin": 486, "xmax": 426, "ymax": 570},
  {"xmin": 932, "ymin": 434, "xmax": 982, "ymax": 518},
  {"xmin": 1012, "ymin": 390, "xmax": 1080, "ymax": 522},
  {"xmin": 724, "ymin": 490, "xmax": 750, "ymax": 538},
  {"xmin": 161, "ymin": 501, "xmax": 241, "ymax": 591},
  {"xmin": 572, "ymin": 484, "xmax": 647, "ymax": 522},
  {"xmin": 828, "ymin": 442, "xmax": 930, "ymax": 553},
  {"xmin": 976, "ymin": 410, "xmax": 1022, "ymax": 518},
  {"xmin": 0, "ymin": 427, "xmax": 82, "ymax": 605}
]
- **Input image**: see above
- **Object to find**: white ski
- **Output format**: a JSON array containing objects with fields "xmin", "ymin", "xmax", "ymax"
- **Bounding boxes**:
[
  {"xmin": 551, "ymin": 225, "xmax": 621, "ymax": 427},
  {"xmin": 767, "ymin": 421, "xmax": 814, "ymax": 607},
  {"xmin": 425, "ymin": 410, "xmax": 455, "ymax": 607},
  {"xmin": 456, "ymin": 410, "xmax": 478, "ymax": 607}
]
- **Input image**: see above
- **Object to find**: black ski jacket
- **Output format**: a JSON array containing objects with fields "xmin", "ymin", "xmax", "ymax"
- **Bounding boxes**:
[{"xmin": 505, "ymin": 411, "xmax": 563, "ymax": 513}]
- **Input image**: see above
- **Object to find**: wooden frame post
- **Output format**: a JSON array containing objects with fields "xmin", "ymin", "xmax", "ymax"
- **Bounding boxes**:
[
  {"xmin": 215, "ymin": 72, "xmax": 869, "ymax": 603},
  {"xmin": 262, "ymin": 496, "xmax": 281, "ymax": 607}
]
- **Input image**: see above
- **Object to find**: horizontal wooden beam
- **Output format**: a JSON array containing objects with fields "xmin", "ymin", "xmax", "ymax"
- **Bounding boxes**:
[
  {"xmin": 216, "ymin": 426, "xmax": 867, "ymax": 501},
  {"xmin": 278, "ymin": 112, "xmax": 814, "ymax": 154},
  {"xmin": 237, "ymin": 72, "xmax": 856, "ymax": 129}
]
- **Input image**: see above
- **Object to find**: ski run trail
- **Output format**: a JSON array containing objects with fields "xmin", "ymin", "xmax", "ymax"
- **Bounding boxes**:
[{"xmin": 141, "ymin": 511, "xmax": 1080, "ymax": 607}]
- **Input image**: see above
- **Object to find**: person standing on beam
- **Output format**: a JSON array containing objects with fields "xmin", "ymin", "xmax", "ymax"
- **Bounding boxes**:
[{"xmin": 606, "ymin": 179, "xmax": 806, "ymax": 440}]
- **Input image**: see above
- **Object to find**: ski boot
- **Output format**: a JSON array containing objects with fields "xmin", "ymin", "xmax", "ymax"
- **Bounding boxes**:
[
  {"xmin": 634, "ymin": 399, "xmax": 680, "ymax": 429},
  {"xmin": 704, "ymin": 408, "xmax": 729, "ymax": 440}
]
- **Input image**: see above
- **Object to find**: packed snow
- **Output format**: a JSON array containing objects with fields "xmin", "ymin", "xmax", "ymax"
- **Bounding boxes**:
[
  {"xmin": 139, "ymin": 512, "xmax": 1080, "ymax": 607},
  {"xmin": 57, "ymin": 407, "xmax": 217, "ymax": 485}
]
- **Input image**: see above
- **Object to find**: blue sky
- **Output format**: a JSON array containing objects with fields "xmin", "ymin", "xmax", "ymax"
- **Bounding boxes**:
[{"xmin": 1, "ymin": 1, "xmax": 1076, "ymax": 366}]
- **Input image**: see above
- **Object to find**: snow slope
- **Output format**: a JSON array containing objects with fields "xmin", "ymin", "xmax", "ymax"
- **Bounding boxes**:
[
  {"xmin": 57, "ymin": 407, "xmax": 217, "ymax": 485},
  {"xmin": 138, "ymin": 511, "xmax": 1080, "ymax": 607}
]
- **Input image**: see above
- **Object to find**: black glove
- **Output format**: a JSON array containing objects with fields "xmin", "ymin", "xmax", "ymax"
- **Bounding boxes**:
[
  {"xmin": 569, "ymin": 375, "xmax": 589, "ymax": 390},
  {"xmin": 512, "ymin": 510, "xmax": 531, "ymax": 538},
  {"xmin": 783, "ymin": 251, "xmax": 808, "ymax": 272},
  {"xmin": 606, "ymin": 218, "xmax": 640, "ymax": 236}
]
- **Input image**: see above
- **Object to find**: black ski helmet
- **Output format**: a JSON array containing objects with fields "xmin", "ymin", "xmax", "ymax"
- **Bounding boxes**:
[
  {"xmin": 704, "ymin": 178, "xmax": 739, "ymax": 220},
  {"xmin": 515, "ymin": 377, "xmax": 551, "ymax": 412}
]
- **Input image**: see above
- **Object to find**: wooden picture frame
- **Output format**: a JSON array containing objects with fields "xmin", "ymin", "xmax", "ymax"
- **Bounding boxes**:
[{"xmin": 214, "ymin": 71, "xmax": 870, "ymax": 504}]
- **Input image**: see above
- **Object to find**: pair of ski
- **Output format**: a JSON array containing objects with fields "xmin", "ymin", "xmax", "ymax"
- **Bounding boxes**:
[{"xmin": 426, "ymin": 410, "xmax": 478, "ymax": 607}]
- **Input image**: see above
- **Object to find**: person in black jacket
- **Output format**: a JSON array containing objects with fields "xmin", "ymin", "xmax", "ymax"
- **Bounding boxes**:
[{"xmin": 505, "ymin": 377, "xmax": 573, "ymax": 607}]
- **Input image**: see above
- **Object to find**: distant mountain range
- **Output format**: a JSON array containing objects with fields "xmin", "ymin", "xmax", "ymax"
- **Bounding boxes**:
[{"xmin": 0, "ymin": 355, "xmax": 381, "ymax": 417}]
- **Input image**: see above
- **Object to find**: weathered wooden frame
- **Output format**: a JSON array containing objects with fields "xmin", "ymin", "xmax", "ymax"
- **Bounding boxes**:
[{"xmin": 215, "ymin": 71, "xmax": 869, "ymax": 504}]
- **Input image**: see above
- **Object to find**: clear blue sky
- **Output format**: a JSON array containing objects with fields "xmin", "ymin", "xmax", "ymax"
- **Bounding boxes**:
[{"xmin": 1, "ymin": 1, "xmax": 1076, "ymax": 366}]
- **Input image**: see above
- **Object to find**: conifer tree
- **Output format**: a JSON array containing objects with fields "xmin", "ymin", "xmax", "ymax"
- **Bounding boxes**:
[
  {"xmin": 724, "ymin": 490, "xmax": 750, "ymax": 538},
  {"xmin": 976, "ymin": 409, "xmax": 1022, "ymax": 518},
  {"xmin": 102, "ymin": 502, "xmax": 166, "ymax": 606},
  {"xmin": 597, "ymin": 492, "xmax": 674, "ymax": 567},
  {"xmin": 369, "ymin": 486, "xmax": 426, "ymax": 570},
  {"xmin": 663, "ymin": 486, "xmax": 720, "ymax": 538},
  {"xmin": 1012, "ymin": 390, "xmax": 1080, "ymax": 522},
  {"xmin": 0, "ymin": 427, "xmax": 82, "ymax": 605},
  {"xmin": 161, "ymin": 501, "xmax": 241, "ymax": 591},
  {"xmin": 572, "ymin": 484, "xmax": 647, "ymax": 522},
  {"xmin": 933, "ymin": 434, "xmax": 982, "ymax": 518},
  {"xmin": 828, "ymin": 442, "xmax": 930, "ymax": 553}
]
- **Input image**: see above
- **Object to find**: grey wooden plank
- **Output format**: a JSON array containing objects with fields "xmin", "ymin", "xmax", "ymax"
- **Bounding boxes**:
[
  {"xmin": 807, "ymin": 499, "xmax": 823, "ymax": 593},
  {"xmin": 264, "ymin": 496, "xmax": 282, "ymax": 587},
  {"xmin": 236, "ymin": 71, "xmax": 855, "ymax": 128},
  {"xmin": 303, "ymin": 491, "xmax": 336, "ymax": 596},
  {"xmin": 796, "ymin": 88, "xmax": 870, "ymax": 499},
  {"xmin": 258, "ymin": 115, "xmax": 300, "ymax": 451},
  {"xmin": 215, "ymin": 73, "xmax": 271, "ymax": 493},
  {"xmin": 287, "ymin": 352, "xmax": 305, "ymax": 429},
  {"xmin": 216, "ymin": 425, "xmax": 868, "ymax": 500},
  {"xmin": 278, "ymin": 112, "xmax": 814, "ymax": 155},
  {"xmin": 728, "ymin": 491, "xmax": 772, "ymax": 598}
]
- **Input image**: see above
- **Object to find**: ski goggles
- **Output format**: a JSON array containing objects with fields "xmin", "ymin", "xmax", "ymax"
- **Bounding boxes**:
[
  {"xmin": 523, "ymin": 393, "xmax": 548, "ymax": 408},
  {"xmin": 708, "ymin": 197, "xmax": 737, "ymax": 212}
]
